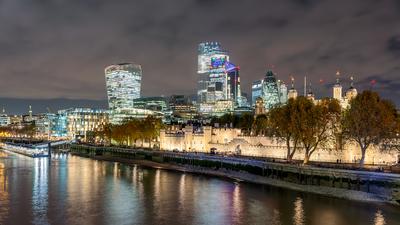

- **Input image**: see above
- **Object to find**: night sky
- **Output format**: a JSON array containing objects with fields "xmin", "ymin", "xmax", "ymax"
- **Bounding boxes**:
[{"xmin": 1, "ymin": 0, "xmax": 399, "ymax": 114}]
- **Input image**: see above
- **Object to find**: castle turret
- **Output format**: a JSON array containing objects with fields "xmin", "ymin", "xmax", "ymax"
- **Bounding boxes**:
[
  {"xmin": 254, "ymin": 97, "xmax": 266, "ymax": 115},
  {"xmin": 288, "ymin": 76, "xmax": 298, "ymax": 99},
  {"xmin": 345, "ymin": 76, "xmax": 357, "ymax": 100},
  {"xmin": 306, "ymin": 82, "xmax": 315, "ymax": 101},
  {"xmin": 333, "ymin": 71, "xmax": 342, "ymax": 101}
]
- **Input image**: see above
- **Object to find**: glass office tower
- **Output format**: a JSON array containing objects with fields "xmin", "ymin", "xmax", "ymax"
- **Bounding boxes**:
[
  {"xmin": 105, "ymin": 63, "xmax": 142, "ymax": 110},
  {"xmin": 197, "ymin": 42, "xmax": 229, "ymax": 104},
  {"xmin": 263, "ymin": 70, "xmax": 281, "ymax": 110}
]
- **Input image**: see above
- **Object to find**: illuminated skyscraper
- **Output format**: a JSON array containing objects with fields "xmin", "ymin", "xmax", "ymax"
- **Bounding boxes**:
[
  {"xmin": 278, "ymin": 80, "xmax": 288, "ymax": 104},
  {"xmin": 197, "ymin": 42, "xmax": 247, "ymax": 116},
  {"xmin": 251, "ymin": 79, "xmax": 264, "ymax": 106},
  {"xmin": 197, "ymin": 42, "xmax": 230, "ymax": 104},
  {"xmin": 226, "ymin": 62, "xmax": 241, "ymax": 105},
  {"xmin": 105, "ymin": 63, "xmax": 142, "ymax": 110},
  {"xmin": 252, "ymin": 70, "xmax": 288, "ymax": 110},
  {"xmin": 263, "ymin": 70, "xmax": 281, "ymax": 110}
]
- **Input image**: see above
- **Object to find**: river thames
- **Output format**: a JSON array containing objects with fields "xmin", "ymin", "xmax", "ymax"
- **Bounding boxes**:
[{"xmin": 0, "ymin": 150, "xmax": 398, "ymax": 225}]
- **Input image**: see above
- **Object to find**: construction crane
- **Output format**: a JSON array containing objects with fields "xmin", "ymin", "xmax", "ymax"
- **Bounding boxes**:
[{"xmin": 46, "ymin": 107, "xmax": 53, "ymax": 114}]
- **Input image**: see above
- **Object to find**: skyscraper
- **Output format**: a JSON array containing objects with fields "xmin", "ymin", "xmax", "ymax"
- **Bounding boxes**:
[
  {"xmin": 197, "ymin": 42, "xmax": 230, "ymax": 104},
  {"xmin": 226, "ymin": 62, "xmax": 241, "ymax": 105},
  {"xmin": 251, "ymin": 79, "xmax": 264, "ymax": 106},
  {"xmin": 277, "ymin": 80, "xmax": 288, "ymax": 104},
  {"xmin": 197, "ymin": 42, "xmax": 246, "ymax": 116},
  {"xmin": 105, "ymin": 63, "xmax": 142, "ymax": 110},
  {"xmin": 263, "ymin": 70, "xmax": 281, "ymax": 110}
]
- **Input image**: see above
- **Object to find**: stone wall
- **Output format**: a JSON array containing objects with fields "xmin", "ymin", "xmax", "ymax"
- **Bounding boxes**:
[{"xmin": 160, "ymin": 127, "xmax": 399, "ymax": 165}]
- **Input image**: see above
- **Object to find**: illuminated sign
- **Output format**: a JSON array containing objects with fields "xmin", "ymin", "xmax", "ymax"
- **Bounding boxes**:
[
  {"xmin": 211, "ymin": 57, "xmax": 226, "ymax": 68},
  {"xmin": 225, "ymin": 62, "xmax": 236, "ymax": 72}
]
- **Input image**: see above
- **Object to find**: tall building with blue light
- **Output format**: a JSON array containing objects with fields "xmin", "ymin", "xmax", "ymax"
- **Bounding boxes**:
[
  {"xmin": 251, "ymin": 80, "xmax": 264, "ymax": 106},
  {"xmin": 197, "ymin": 42, "xmax": 247, "ymax": 115},
  {"xmin": 197, "ymin": 42, "xmax": 230, "ymax": 104},
  {"xmin": 226, "ymin": 62, "xmax": 240, "ymax": 104}
]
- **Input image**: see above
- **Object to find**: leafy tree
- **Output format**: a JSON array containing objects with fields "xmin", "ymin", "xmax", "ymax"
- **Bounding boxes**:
[
  {"xmin": 342, "ymin": 91, "xmax": 399, "ymax": 167},
  {"xmin": 297, "ymin": 97, "xmax": 341, "ymax": 164},
  {"xmin": 238, "ymin": 113, "xmax": 254, "ymax": 135},
  {"xmin": 268, "ymin": 98, "xmax": 302, "ymax": 162},
  {"xmin": 253, "ymin": 114, "xmax": 268, "ymax": 136}
]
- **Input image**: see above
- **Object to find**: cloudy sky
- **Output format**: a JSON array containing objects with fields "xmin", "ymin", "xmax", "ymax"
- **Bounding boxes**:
[{"xmin": 0, "ymin": 0, "xmax": 399, "ymax": 114}]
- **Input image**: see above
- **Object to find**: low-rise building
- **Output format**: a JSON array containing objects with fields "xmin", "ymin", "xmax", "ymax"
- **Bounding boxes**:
[
  {"xmin": 109, "ymin": 108, "xmax": 163, "ymax": 124},
  {"xmin": 0, "ymin": 114, "xmax": 10, "ymax": 127},
  {"xmin": 53, "ymin": 108, "xmax": 109, "ymax": 140}
]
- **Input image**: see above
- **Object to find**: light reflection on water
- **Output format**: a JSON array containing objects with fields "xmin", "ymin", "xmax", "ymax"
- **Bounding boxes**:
[
  {"xmin": 0, "ymin": 155, "xmax": 9, "ymax": 224},
  {"xmin": 374, "ymin": 210, "xmax": 386, "ymax": 225},
  {"xmin": 32, "ymin": 158, "xmax": 49, "ymax": 225},
  {"xmin": 0, "ymin": 151, "xmax": 398, "ymax": 225},
  {"xmin": 293, "ymin": 197, "xmax": 304, "ymax": 225}
]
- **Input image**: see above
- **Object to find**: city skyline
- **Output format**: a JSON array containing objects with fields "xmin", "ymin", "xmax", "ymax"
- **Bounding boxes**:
[
  {"xmin": 1, "ymin": 2, "xmax": 400, "ymax": 224},
  {"xmin": 0, "ymin": 0, "xmax": 400, "ymax": 114}
]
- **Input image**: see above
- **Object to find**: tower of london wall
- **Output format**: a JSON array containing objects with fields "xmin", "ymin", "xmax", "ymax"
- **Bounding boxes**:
[{"xmin": 160, "ymin": 126, "xmax": 399, "ymax": 165}]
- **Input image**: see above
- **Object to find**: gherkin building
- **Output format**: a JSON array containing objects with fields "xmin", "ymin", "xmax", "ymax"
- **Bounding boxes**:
[{"xmin": 262, "ymin": 70, "xmax": 281, "ymax": 110}]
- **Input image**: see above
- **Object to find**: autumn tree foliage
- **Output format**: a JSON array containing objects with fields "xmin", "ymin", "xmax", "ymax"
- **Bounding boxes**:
[
  {"xmin": 295, "ymin": 97, "xmax": 341, "ymax": 164},
  {"xmin": 94, "ymin": 116, "xmax": 164, "ymax": 148},
  {"xmin": 266, "ymin": 97, "xmax": 341, "ymax": 164},
  {"xmin": 267, "ymin": 98, "xmax": 301, "ymax": 162},
  {"xmin": 342, "ymin": 91, "xmax": 399, "ymax": 167}
]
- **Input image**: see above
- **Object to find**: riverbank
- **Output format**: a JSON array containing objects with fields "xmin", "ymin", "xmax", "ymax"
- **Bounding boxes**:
[{"xmin": 74, "ymin": 152, "xmax": 399, "ymax": 206}]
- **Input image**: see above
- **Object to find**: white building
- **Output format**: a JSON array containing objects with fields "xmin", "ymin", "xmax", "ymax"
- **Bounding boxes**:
[
  {"xmin": 332, "ymin": 71, "xmax": 358, "ymax": 109},
  {"xmin": 57, "ymin": 108, "xmax": 109, "ymax": 140},
  {"xmin": 0, "ymin": 109, "xmax": 10, "ymax": 127}
]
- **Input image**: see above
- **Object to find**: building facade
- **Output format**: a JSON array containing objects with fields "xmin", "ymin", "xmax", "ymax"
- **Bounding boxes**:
[
  {"xmin": 0, "ymin": 110, "xmax": 10, "ymax": 127},
  {"xmin": 105, "ymin": 63, "xmax": 142, "ymax": 110},
  {"xmin": 252, "ymin": 70, "xmax": 287, "ymax": 111},
  {"xmin": 331, "ymin": 71, "xmax": 358, "ymax": 109},
  {"xmin": 197, "ymin": 42, "xmax": 227, "ymax": 104},
  {"xmin": 169, "ymin": 95, "xmax": 198, "ymax": 122},
  {"xmin": 160, "ymin": 126, "xmax": 398, "ymax": 165},
  {"xmin": 197, "ymin": 42, "xmax": 244, "ymax": 116},
  {"xmin": 52, "ymin": 108, "xmax": 109, "ymax": 140},
  {"xmin": 263, "ymin": 70, "xmax": 281, "ymax": 110},
  {"xmin": 132, "ymin": 97, "xmax": 170, "ymax": 112},
  {"xmin": 251, "ymin": 79, "xmax": 264, "ymax": 106}
]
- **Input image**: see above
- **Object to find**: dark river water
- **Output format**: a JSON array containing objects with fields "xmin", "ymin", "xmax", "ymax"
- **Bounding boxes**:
[{"xmin": 0, "ymin": 150, "xmax": 399, "ymax": 225}]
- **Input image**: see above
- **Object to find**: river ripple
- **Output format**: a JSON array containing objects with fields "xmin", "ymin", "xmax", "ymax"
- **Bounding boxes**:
[{"xmin": 0, "ymin": 151, "xmax": 399, "ymax": 225}]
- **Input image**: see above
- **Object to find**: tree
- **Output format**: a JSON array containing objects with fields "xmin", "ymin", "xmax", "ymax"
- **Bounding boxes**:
[
  {"xmin": 143, "ymin": 116, "xmax": 164, "ymax": 148},
  {"xmin": 268, "ymin": 98, "xmax": 302, "ymax": 162},
  {"xmin": 342, "ymin": 91, "xmax": 399, "ymax": 167},
  {"xmin": 253, "ymin": 114, "xmax": 268, "ymax": 136},
  {"xmin": 111, "ymin": 124, "xmax": 127, "ymax": 145},
  {"xmin": 296, "ymin": 97, "xmax": 341, "ymax": 164},
  {"xmin": 102, "ymin": 123, "xmax": 113, "ymax": 145},
  {"xmin": 238, "ymin": 113, "xmax": 254, "ymax": 135}
]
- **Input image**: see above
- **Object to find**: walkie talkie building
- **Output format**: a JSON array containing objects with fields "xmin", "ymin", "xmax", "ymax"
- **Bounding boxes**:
[{"xmin": 105, "ymin": 63, "xmax": 142, "ymax": 110}]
